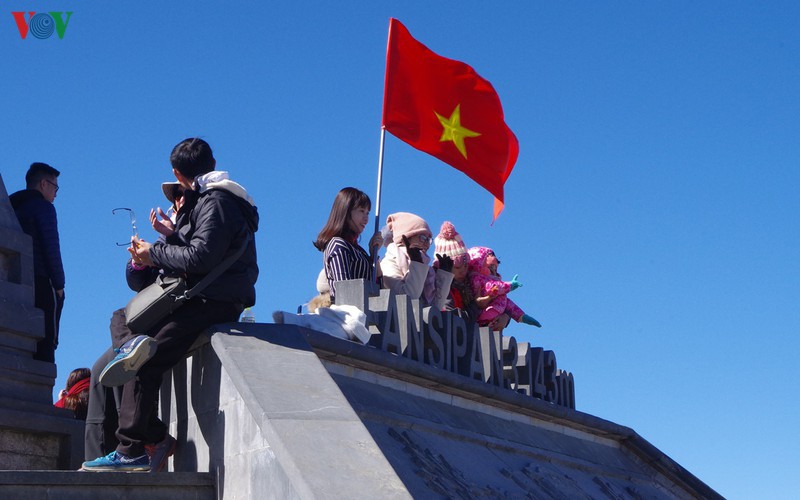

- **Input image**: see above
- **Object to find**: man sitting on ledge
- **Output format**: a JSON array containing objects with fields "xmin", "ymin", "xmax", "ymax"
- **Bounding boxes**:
[{"xmin": 82, "ymin": 138, "xmax": 259, "ymax": 472}]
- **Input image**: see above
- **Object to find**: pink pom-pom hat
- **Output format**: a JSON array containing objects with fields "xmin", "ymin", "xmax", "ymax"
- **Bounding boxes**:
[{"xmin": 434, "ymin": 221, "xmax": 468, "ymax": 264}]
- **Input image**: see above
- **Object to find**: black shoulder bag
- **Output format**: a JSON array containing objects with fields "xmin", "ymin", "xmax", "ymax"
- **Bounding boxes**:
[{"xmin": 124, "ymin": 234, "xmax": 251, "ymax": 333}]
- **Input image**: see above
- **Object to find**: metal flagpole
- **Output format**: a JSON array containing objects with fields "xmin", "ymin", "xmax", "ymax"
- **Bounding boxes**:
[
  {"xmin": 373, "ymin": 19, "xmax": 393, "ymax": 272},
  {"xmin": 374, "ymin": 127, "xmax": 387, "ymax": 234},
  {"xmin": 372, "ymin": 126, "xmax": 387, "ymax": 270}
]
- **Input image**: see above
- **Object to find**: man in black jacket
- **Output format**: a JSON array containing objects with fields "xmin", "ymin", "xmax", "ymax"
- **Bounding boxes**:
[
  {"xmin": 83, "ymin": 184, "xmax": 187, "ymax": 472},
  {"xmin": 10, "ymin": 162, "xmax": 65, "ymax": 363},
  {"xmin": 82, "ymin": 138, "xmax": 259, "ymax": 472}
]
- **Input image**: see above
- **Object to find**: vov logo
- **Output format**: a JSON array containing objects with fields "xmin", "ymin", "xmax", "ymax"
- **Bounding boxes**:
[{"xmin": 12, "ymin": 12, "xmax": 73, "ymax": 39}]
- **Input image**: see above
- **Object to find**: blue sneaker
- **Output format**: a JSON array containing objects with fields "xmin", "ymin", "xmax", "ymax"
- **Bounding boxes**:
[
  {"xmin": 99, "ymin": 335, "xmax": 158, "ymax": 387},
  {"xmin": 81, "ymin": 451, "xmax": 150, "ymax": 472}
]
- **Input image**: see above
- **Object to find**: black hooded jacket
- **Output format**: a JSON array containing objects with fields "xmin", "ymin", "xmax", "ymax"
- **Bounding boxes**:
[{"xmin": 149, "ymin": 185, "xmax": 259, "ymax": 307}]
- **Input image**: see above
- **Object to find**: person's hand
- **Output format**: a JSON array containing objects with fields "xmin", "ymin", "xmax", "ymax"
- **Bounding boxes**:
[
  {"xmin": 510, "ymin": 274, "xmax": 522, "ymax": 291},
  {"xmin": 368, "ymin": 231, "xmax": 383, "ymax": 256},
  {"xmin": 488, "ymin": 313, "xmax": 511, "ymax": 332},
  {"xmin": 402, "ymin": 235, "xmax": 424, "ymax": 263},
  {"xmin": 436, "ymin": 254, "xmax": 454, "ymax": 273},
  {"xmin": 150, "ymin": 207, "xmax": 175, "ymax": 237},
  {"xmin": 128, "ymin": 237, "xmax": 154, "ymax": 267},
  {"xmin": 521, "ymin": 314, "xmax": 542, "ymax": 327},
  {"xmin": 55, "ymin": 289, "xmax": 64, "ymax": 299}
]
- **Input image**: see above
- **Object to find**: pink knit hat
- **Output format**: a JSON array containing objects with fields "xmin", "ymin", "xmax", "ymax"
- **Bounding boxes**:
[
  {"xmin": 434, "ymin": 221, "xmax": 468, "ymax": 264},
  {"xmin": 386, "ymin": 212, "xmax": 432, "ymax": 246},
  {"xmin": 468, "ymin": 246, "xmax": 494, "ymax": 273}
]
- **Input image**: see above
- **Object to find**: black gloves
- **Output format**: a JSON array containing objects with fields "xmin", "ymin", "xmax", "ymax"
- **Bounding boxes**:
[
  {"xmin": 436, "ymin": 253, "xmax": 454, "ymax": 272},
  {"xmin": 402, "ymin": 235, "xmax": 424, "ymax": 263}
]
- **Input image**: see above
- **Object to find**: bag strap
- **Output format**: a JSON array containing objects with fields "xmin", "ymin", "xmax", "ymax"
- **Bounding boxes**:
[{"xmin": 181, "ymin": 232, "xmax": 252, "ymax": 300}]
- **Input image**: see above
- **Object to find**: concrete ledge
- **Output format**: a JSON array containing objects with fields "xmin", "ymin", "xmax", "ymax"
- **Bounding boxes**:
[
  {"xmin": 161, "ymin": 322, "xmax": 720, "ymax": 499},
  {"xmin": 161, "ymin": 323, "xmax": 411, "ymax": 499},
  {"xmin": 212, "ymin": 324, "xmax": 411, "ymax": 499},
  {"xmin": 0, "ymin": 397, "xmax": 85, "ymax": 469},
  {"xmin": 295, "ymin": 326, "xmax": 723, "ymax": 500},
  {"xmin": 0, "ymin": 470, "xmax": 215, "ymax": 486},
  {"xmin": 300, "ymin": 324, "xmax": 622, "ymax": 435}
]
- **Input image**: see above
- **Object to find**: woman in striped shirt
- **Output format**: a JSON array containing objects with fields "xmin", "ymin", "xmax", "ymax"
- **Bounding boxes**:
[{"xmin": 314, "ymin": 187, "xmax": 383, "ymax": 303}]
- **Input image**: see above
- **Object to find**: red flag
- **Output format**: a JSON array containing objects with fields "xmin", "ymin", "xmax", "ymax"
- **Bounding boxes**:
[{"xmin": 381, "ymin": 18, "xmax": 519, "ymax": 220}]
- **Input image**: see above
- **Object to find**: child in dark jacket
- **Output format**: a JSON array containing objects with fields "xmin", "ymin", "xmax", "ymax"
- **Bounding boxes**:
[{"xmin": 434, "ymin": 222, "xmax": 476, "ymax": 318}]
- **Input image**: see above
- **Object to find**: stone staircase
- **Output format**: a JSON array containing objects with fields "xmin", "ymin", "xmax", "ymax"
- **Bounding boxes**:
[{"xmin": 0, "ymin": 471, "xmax": 215, "ymax": 499}]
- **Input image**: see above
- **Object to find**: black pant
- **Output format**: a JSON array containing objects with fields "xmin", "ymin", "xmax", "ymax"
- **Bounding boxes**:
[
  {"xmin": 85, "ymin": 345, "xmax": 122, "ymax": 460},
  {"xmin": 33, "ymin": 275, "xmax": 64, "ymax": 363},
  {"xmin": 115, "ymin": 298, "xmax": 242, "ymax": 457}
]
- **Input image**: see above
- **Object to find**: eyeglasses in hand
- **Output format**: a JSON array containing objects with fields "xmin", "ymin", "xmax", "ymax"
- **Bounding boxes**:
[{"xmin": 112, "ymin": 208, "xmax": 138, "ymax": 247}]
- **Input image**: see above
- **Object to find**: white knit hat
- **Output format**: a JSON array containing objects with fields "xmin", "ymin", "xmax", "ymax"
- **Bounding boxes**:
[{"xmin": 434, "ymin": 221, "xmax": 468, "ymax": 262}]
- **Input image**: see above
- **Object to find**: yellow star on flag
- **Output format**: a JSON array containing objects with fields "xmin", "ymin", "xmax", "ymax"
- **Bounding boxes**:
[{"xmin": 435, "ymin": 104, "xmax": 481, "ymax": 159}]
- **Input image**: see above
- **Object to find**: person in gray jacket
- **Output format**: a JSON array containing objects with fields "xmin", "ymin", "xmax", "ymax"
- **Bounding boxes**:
[{"xmin": 82, "ymin": 138, "xmax": 259, "ymax": 472}]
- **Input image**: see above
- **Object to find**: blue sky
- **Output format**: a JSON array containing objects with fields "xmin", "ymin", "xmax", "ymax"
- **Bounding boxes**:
[{"xmin": 2, "ymin": 2, "xmax": 798, "ymax": 497}]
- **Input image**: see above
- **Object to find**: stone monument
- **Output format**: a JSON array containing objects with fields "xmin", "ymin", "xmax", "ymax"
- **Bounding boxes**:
[{"xmin": 0, "ymin": 174, "xmax": 83, "ymax": 469}]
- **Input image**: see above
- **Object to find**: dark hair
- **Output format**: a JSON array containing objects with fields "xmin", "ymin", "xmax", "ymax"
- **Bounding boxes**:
[
  {"xmin": 314, "ymin": 187, "xmax": 371, "ymax": 251},
  {"xmin": 170, "ymin": 138, "xmax": 215, "ymax": 179},
  {"xmin": 25, "ymin": 162, "xmax": 60, "ymax": 189},
  {"xmin": 65, "ymin": 367, "xmax": 91, "ymax": 390},
  {"xmin": 64, "ymin": 390, "xmax": 90, "ymax": 420}
]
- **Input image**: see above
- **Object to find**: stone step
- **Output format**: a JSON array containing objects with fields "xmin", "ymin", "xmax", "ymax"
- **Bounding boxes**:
[{"xmin": 0, "ymin": 471, "xmax": 216, "ymax": 499}]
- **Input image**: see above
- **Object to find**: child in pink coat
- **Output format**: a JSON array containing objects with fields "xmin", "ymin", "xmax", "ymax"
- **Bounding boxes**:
[{"xmin": 468, "ymin": 246, "xmax": 541, "ymax": 328}]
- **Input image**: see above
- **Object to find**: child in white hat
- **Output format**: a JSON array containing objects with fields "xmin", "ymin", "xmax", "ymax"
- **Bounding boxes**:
[{"xmin": 433, "ymin": 221, "xmax": 476, "ymax": 317}]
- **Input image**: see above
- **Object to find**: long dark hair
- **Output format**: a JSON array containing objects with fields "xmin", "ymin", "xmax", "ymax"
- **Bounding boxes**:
[{"xmin": 314, "ymin": 187, "xmax": 371, "ymax": 251}]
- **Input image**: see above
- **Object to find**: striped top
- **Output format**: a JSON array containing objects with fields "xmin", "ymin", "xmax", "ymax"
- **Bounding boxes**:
[{"xmin": 323, "ymin": 237, "xmax": 374, "ymax": 302}]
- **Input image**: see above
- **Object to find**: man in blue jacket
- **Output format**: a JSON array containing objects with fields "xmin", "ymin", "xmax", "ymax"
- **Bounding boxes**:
[
  {"xmin": 82, "ymin": 138, "xmax": 259, "ymax": 472},
  {"xmin": 10, "ymin": 162, "xmax": 65, "ymax": 363}
]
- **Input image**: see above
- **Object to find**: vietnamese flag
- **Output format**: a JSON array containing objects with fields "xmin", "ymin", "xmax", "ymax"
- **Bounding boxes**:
[{"xmin": 381, "ymin": 18, "xmax": 519, "ymax": 220}]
